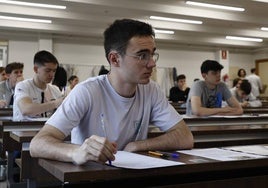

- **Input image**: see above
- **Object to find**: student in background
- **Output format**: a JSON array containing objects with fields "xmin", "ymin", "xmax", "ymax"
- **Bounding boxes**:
[
  {"xmin": 0, "ymin": 66, "xmax": 7, "ymax": 82},
  {"xmin": 169, "ymin": 74, "xmax": 190, "ymax": 104},
  {"xmin": 30, "ymin": 18, "xmax": 194, "ymax": 165},
  {"xmin": 237, "ymin": 68, "xmax": 247, "ymax": 79},
  {"xmin": 52, "ymin": 66, "xmax": 67, "ymax": 92},
  {"xmin": 64, "ymin": 75, "xmax": 79, "ymax": 96},
  {"xmin": 230, "ymin": 78, "xmax": 262, "ymax": 107},
  {"xmin": 13, "ymin": 50, "xmax": 64, "ymax": 121},
  {"xmin": 0, "ymin": 62, "xmax": 24, "ymax": 108},
  {"xmin": 98, "ymin": 65, "xmax": 109, "ymax": 75},
  {"xmin": 246, "ymin": 68, "xmax": 263, "ymax": 98},
  {"xmin": 186, "ymin": 60, "xmax": 243, "ymax": 116}
]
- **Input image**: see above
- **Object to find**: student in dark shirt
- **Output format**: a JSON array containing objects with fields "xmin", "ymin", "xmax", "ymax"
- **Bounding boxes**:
[{"xmin": 169, "ymin": 74, "xmax": 190, "ymax": 104}]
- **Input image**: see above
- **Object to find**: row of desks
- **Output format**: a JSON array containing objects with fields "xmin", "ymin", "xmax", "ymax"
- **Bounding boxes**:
[
  {"xmin": 1, "ymin": 107, "xmax": 268, "ymax": 187},
  {"xmin": 171, "ymin": 102, "xmax": 268, "ymax": 114},
  {"xmin": 9, "ymin": 129, "xmax": 268, "ymax": 188}
]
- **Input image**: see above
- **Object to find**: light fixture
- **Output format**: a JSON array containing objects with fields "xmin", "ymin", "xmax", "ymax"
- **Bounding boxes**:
[
  {"xmin": 0, "ymin": 15, "xmax": 52, "ymax": 23},
  {"xmin": 261, "ymin": 27, "xmax": 268, "ymax": 31},
  {"xmin": 150, "ymin": 16, "xmax": 202, "ymax": 24},
  {"xmin": 252, "ymin": 0, "xmax": 268, "ymax": 3},
  {"xmin": 0, "ymin": 0, "xmax": 66, "ymax": 9},
  {"xmin": 154, "ymin": 29, "xmax": 174, "ymax": 34},
  {"xmin": 226, "ymin": 36, "xmax": 263, "ymax": 42},
  {"xmin": 186, "ymin": 1, "xmax": 245, "ymax": 12}
]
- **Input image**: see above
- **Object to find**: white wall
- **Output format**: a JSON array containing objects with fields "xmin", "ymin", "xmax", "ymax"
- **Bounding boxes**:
[
  {"xmin": 7, "ymin": 39, "xmax": 255, "ymax": 88},
  {"xmin": 8, "ymin": 40, "xmax": 38, "ymax": 79}
]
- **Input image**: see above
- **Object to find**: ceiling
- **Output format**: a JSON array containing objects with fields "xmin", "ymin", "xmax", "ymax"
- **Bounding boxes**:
[{"xmin": 1, "ymin": 0, "xmax": 268, "ymax": 53}]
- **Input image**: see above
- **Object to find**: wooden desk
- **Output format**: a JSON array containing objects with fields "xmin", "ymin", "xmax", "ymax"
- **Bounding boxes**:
[
  {"xmin": 183, "ymin": 114, "xmax": 268, "ymax": 126},
  {"xmin": 243, "ymin": 107, "xmax": 268, "ymax": 114},
  {"xmin": 149, "ymin": 124, "xmax": 268, "ymax": 148},
  {"xmin": 0, "ymin": 121, "xmax": 46, "ymax": 188},
  {"xmin": 170, "ymin": 103, "xmax": 268, "ymax": 115},
  {"xmin": 0, "ymin": 108, "xmax": 13, "ymax": 116},
  {"xmin": 38, "ymin": 149, "xmax": 268, "ymax": 188}
]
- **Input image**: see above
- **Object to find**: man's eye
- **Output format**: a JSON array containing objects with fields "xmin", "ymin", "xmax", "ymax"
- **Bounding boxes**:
[{"xmin": 139, "ymin": 53, "xmax": 148, "ymax": 60}]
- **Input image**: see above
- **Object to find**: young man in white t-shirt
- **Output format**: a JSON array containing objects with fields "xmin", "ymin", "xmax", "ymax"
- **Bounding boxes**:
[
  {"xmin": 13, "ymin": 50, "xmax": 64, "ymax": 121},
  {"xmin": 30, "ymin": 19, "xmax": 194, "ymax": 165}
]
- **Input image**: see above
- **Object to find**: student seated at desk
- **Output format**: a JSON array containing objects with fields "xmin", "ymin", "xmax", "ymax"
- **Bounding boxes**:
[
  {"xmin": 186, "ymin": 60, "xmax": 243, "ymax": 116},
  {"xmin": 13, "ymin": 50, "xmax": 64, "ymax": 121},
  {"xmin": 0, "ymin": 62, "xmax": 24, "ymax": 108},
  {"xmin": 30, "ymin": 19, "xmax": 194, "ymax": 165},
  {"xmin": 230, "ymin": 78, "xmax": 262, "ymax": 108},
  {"xmin": 169, "ymin": 74, "xmax": 190, "ymax": 105}
]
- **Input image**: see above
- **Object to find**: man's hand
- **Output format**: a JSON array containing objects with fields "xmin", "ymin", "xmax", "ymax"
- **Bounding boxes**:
[{"xmin": 71, "ymin": 135, "xmax": 117, "ymax": 165}]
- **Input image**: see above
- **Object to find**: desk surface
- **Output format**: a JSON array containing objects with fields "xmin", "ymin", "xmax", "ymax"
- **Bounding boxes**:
[
  {"xmin": 38, "ymin": 150, "xmax": 268, "ymax": 187},
  {"xmin": 183, "ymin": 114, "xmax": 268, "ymax": 126}
]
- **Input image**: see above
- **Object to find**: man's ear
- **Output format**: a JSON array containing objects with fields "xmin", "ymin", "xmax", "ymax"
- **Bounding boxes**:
[
  {"xmin": 108, "ymin": 51, "xmax": 120, "ymax": 66},
  {"xmin": 33, "ymin": 65, "xmax": 38, "ymax": 73},
  {"xmin": 201, "ymin": 73, "xmax": 206, "ymax": 79}
]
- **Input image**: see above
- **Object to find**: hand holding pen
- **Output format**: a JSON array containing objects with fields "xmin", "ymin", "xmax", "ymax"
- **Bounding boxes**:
[{"xmin": 71, "ymin": 135, "xmax": 117, "ymax": 165}]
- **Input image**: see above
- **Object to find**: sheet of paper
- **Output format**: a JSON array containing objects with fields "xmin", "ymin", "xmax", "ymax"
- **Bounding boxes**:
[
  {"xmin": 109, "ymin": 151, "xmax": 184, "ymax": 169},
  {"xmin": 27, "ymin": 117, "xmax": 49, "ymax": 121},
  {"xmin": 223, "ymin": 145, "xmax": 268, "ymax": 156},
  {"xmin": 178, "ymin": 148, "xmax": 266, "ymax": 161}
]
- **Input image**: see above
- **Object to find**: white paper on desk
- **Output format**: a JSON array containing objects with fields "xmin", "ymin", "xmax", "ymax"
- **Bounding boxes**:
[
  {"xmin": 109, "ymin": 151, "xmax": 184, "ymax": 169},
  {"xmin": 178, "ymin": 148, "xmax": 266, "ymax": 161},
  {"xmin": 223, "ymin": 145, "xmax": 268, "ymax": 156},
  {"xmin": 27, "ymin": 117, "xmax": 49, "ymax": 121}
]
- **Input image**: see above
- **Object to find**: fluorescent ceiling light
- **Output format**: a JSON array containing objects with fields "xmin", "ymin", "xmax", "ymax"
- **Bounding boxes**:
[
  {"xmin": 0, "ymin": 0, "xmax": 66, "ymax": 9},
  {"xmin": 261, "ymin": 27, "xmax": 268, "ymax": 31},
  {"xmin": 150, "ymin": 16, "xmax": 202, "ymax": 24},
  {"xmin": 252, "ymin": 0, "xmax": 268, "ymax": 3},
  {"xmin": 154, "ymin": 29, "xmax": 174, "ymax": 34},
  {"xmin": 226, "ymin": 36, "xmax": 263, "ymax": 42},
  {"xmin": 186, "ymin": 1, "xmax": 245, "ymax": 12},
  {"xmin": 0, "ymin": 15, "xmax": 52, "ymax": 23}
]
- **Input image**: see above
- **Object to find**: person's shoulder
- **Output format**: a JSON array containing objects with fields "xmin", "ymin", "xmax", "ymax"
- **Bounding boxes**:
[
  {"xmin": 0, "ymin": 80, "xmax": 5, "ymax": 87},
  {"xmin": 16, "ymin": 78, "xmax": 32, "ymax": 87},
  {"xmin": 192, "ymin": 80, "xmax": 204, "ymax": 87},
  {"xmin": 48, "ymin": 83, "xmax": 61, "ymax": 91}
]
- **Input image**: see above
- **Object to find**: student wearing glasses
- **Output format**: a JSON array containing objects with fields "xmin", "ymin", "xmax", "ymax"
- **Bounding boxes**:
[
  {"xmin": 30, "ymin": 19, "xmax": 194, "ymax": 165},
  {"xmin": 186, "ymin": 60, "xmax": 243, "ymax": 116}
]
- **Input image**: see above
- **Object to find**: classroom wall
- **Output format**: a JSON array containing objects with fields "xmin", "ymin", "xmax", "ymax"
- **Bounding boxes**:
[{"xmin": 7, "ymin": 39, "xmax": 255, "ymax": 88}]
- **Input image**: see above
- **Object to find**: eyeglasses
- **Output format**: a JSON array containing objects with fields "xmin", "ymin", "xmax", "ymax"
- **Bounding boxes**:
[{"xmin": 126, "ymin": 52, "xmax": 159, "ymax": 66}]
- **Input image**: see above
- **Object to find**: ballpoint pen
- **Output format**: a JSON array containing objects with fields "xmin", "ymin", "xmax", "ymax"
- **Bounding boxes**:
[
  {"xmin": 148, "ymin": 151, "xmax": 179, "ymax": 159},
  {"xmin": 101, "ymin": 113, "xmax": 112, "ymax": 166}
]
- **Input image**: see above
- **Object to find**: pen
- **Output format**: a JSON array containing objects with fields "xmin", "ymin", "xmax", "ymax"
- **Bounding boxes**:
[
  {"xmin": 101, "ymin": 113, "xmax": 112, "ymax": 166},
  {"xmin": 148, "ymin": 151, "xmax": 179, "ymax": 159}
]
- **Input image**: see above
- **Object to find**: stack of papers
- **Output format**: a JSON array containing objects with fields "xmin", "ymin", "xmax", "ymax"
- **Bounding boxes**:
[{"xmin": 109, "ymin": 151, "xmax": 184, "ymax": 169}]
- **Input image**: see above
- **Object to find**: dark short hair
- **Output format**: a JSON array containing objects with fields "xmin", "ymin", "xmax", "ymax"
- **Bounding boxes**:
[
  {"xmin": 239, "ymin": 79, "xmax": 251, "ymax": 95},
  {"xmin": 201, "ymin": 60, "xmax": 223, "ymax": 73},
  {"xmin": 103, "ymin": 19, "xmax": 155, "ymax": 61},
  {"xmin": 176, "ymin": 74, "xmax": 186, "ymax": 81},
  {"xmin": 34, "ymin": 50, "xmax": 59, "ymax": 66},
  {"xmin": 250, "ymin": 68, "xmax": 256, "ymax": 73},
  {"xmin": 0, "ymin": 67, "xmax": 5, "ymax": 73},
  {"xmin": 68, "ymin": 75, "xmax": 78, "ymax": 83},
  {"xmin": 52, "ymin": 66, "xmax": 67, "ymax": 91},
  {"xmin": 237, "ymin": 68, "xmax": 246, "ymax": 77},
  {"xmin": 5, "ymin": 62, "xmax": 24, "ymax": 74},
  {"xmin": 233, "ymin": 77, "xmax": 242, "ymax": 87}
]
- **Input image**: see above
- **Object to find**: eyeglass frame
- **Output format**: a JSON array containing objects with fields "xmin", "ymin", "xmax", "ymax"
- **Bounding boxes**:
[{"xmin": 125, "ymin": 51, "xmax": 159, "ymax": 66}]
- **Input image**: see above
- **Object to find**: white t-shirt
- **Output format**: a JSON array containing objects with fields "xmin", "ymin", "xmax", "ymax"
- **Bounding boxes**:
[
  {"xmin": 13, "ymin": 79, "xmax": 62, "ymax": 121},
  {"xmin": 47, "ymin": 75, "xmax": 183, "ymax": 150}
]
